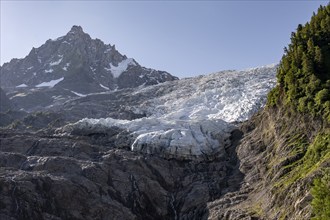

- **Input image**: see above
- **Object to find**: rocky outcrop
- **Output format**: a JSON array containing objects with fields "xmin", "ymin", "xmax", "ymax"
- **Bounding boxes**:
[{"xmin": 206, "ymin": 105, "xmax": 329, "ymax": 220}]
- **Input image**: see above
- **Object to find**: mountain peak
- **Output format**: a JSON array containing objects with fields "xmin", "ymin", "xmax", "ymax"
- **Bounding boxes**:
[
  {"xmin": 0, "ymin": 25, "xmax": 178, "ymax": 92},
  {"xmin": 69, "ymin": 25, "xmax": 84, "ymax": 34}
]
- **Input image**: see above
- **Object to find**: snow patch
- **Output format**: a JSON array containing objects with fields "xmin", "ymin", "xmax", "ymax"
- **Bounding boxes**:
[
  {"xmin": 35, "ymin": 77, "xmax": 64, "ymax": 88},
  {"xmin": 16, "ymin": 84, "xmax": 28, "ymax": 88},
  {"xmin": 63, "ymin": 62, "xmax": 70, "ymax": 71},
  {"xmin": 27, "ymin": 66, "xmax": 34, "ymax": 70},
  {"xmin": 99, "ymin": 84, "xmax": 109, "ymax": 90},
  {"xmin": 90, "ymin": 66, "xmax": 96, "ymax": 73},
  {"xmin": 110, "ymin": 58, "xmax": 137, "ymax": 78},
  {"xmin": 54, "ymin": 36, "xmax": 64, "ymax": 41},
  {"xmin": 52, "ymin": 95, "xmax": 64, "ymax": 100},
  {"xmin": 45, "ymin": 69, "xmax": 54, "ymax": 73},
  {"xmin": 104, "ymin": 47, "xmax": 112, "ymax": 53},
  {"xmin": 49, "ymin": 55, "xmax": 63, "ymax": 66},
  {"xmin": 11, "ymin": 93, "xmax": 27, "ymax": 98},
  {"xmin": 71, "ymin": 91, "xmax": 87, "ymax": 97}
]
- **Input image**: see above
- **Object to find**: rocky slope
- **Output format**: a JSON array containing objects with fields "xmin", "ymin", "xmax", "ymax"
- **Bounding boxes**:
[{"xmin": 0, "ymin": 63, "xmax": 276, "ymax": 219}]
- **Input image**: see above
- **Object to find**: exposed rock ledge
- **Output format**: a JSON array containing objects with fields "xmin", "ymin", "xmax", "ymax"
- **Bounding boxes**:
[{"xmin": 0, "ymin": 127, "xmax": 244, "ymax": 220}]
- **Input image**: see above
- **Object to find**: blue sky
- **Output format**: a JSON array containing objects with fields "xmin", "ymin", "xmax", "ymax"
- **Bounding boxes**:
[{"xmin": 0, "ymin": 1, "xmax": 328, "ymax": 78}]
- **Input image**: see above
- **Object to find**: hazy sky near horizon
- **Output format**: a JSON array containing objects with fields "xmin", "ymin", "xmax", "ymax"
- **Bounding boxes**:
[{"xmin": 1, "ymin": 1, "xmax": 328, "ymax": 78}]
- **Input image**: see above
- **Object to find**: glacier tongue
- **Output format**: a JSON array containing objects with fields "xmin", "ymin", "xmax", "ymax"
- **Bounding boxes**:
[
  {"xmin": 59, "ymin": 65, "xmax": 277, "ymax": 160},
  {"xmin": 62, "ymin": 117, "xmax": 234, "ymax": 160},
  {"xmin": 130, "ymin": 118, "xmax": 233, "ymax": 160}
]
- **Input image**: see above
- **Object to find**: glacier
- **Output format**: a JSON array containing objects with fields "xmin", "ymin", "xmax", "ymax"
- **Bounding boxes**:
[{"xmin": 60, "ymin": 65, "xmax": 277, "ymax": 160}]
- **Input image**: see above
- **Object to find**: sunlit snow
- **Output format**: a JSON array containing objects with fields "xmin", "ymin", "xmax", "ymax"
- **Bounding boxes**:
[
  {"xmin": 110, "ymin": 58, "xmax": 137, "ymax": 78},
  {"xmin": 16, "ymin": 84, "xmax": 28, "ymax": 88},
  {"xmin": 71, "ymin": 91, "xmax": 87, "ymax": 97},
  {"xmin": 63, "ymin": 62, "xmax": 70, "ymax": 71},
  {"xmin": 104, "ymin": 47, "xmax": 112, "ymax": 53},
  {"xmin": 99, "ymin": 84, "xmax": 109, "ymax": 90},
  {"xmin": 44, "ymin": 69, "xmax": 54, "ymax": 73},
  {"xmin": 49, "ymin": 55, "xmax": 63, "ymax": 66},
  {"xmin": 35, "ymin": 77, "xmax": 64, "ymax": 88}
]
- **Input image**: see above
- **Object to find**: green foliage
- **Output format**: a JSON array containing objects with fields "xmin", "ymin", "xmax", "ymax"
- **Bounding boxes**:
[
  {"xmin": 264, "ymin": 5, "xmax": 330, "ymax": 218},
  {"xmin": 303, "ymin": 131, "xmax": 330, "ymax": 168},
  {"xmin": 274, "ymin": 130, "xmax": 330, "ymax": 194},
  {"xmin": 311, "ymin": 168, "xmax": 330, "ymax": 220},
  {"xmin": 315, "ymin": 89, "xmax": 329, "ymax": 105},
  {"xmin": 268, "ymin": 4, "xmax": 330, "ymax": 122},
  {"xmin": 267, "ymin": 87, "xmax": 280, "ymax": 107}
]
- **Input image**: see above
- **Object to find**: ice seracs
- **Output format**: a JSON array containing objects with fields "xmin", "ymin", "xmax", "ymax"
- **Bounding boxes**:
[
  {"xmin": 61, "ymin": 117, "xmax": 234, "ymax": 160},
  {"xmin": 133, "ymin": 65, "xmax": 277, "ymax": 122}
]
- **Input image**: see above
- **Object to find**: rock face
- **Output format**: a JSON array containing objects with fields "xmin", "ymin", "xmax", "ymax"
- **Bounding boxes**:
[
  {"xmin": 0, "ymin": 25, "xmax": 177, "ymax": 93},
  {"xmin": 0, "ymin": 128, "xmax": 244, "ymax": 220},
  {"xmin": 0, "ymin": 88, "xmax": 12, "ymax": 112}
]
